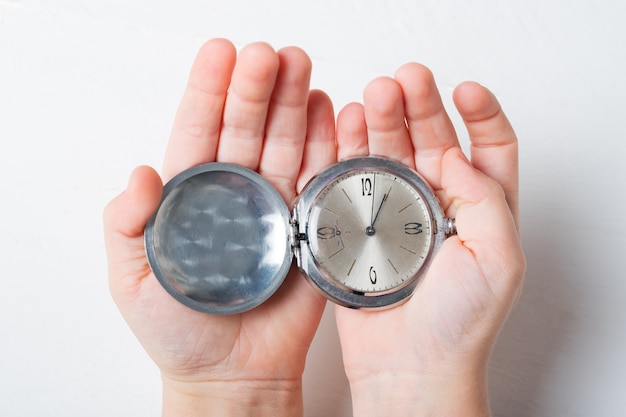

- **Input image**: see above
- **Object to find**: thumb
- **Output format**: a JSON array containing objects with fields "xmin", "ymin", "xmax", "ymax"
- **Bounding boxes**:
[
  {"xmin": 103, "ymin": 166, "xmax": 163, "ymax": 291},
  {"xmin": 441, "ymin": 148, "xmax": 525, "ymax": 295},
  {"xmin": 104, "ymin": 166, "xmax": 163, "ymax": 238}
]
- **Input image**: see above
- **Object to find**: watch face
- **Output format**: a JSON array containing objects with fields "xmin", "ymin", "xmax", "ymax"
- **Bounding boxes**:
[
  {"xmin": 295, "ymin": 157, "xmax": 448, "ymax": 308},
  {"xmin": 307, "ymin": 168, "xmax": 433, "ymax": 294}
]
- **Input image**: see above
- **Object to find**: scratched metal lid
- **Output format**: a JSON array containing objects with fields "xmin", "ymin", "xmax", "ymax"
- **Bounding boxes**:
[{"xmin": 144, "ymin": 163, "xmax": 292, "ymax": 315}]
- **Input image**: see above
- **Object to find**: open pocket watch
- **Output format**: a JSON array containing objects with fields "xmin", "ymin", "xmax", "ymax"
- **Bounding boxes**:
[{"xmin": 145, "ymin": 157, "xmax": 455, "ymax": 314}]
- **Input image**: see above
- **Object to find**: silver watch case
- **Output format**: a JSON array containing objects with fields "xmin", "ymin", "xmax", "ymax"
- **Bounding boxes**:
[
  {"xmin": 145, "ymin": 158, "xmax": 452, "ymax": 315},
  {"xmin": 294, "ymin": 157, "xmax": 451, "ymax": 309}
]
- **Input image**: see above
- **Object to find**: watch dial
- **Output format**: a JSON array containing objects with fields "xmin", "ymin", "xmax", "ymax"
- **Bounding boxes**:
[{"xmin": 308, "ymin": 170, "xmax": 433, "ymax": 293}]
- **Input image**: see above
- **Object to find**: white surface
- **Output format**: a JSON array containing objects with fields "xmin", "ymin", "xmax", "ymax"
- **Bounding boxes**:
[{"xmin": 1, "ymin": 1, "xmax": 625, "ymax": 415}]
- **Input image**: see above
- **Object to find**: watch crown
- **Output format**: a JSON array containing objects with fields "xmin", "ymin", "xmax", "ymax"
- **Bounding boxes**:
[{"xmin": 443, "ymin": 218, "xmax": 457, "ymax": 236}]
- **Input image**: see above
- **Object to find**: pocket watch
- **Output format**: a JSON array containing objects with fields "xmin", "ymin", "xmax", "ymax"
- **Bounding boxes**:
[{"xmin": 145, "ymin": 157, "xmax": 455, "ymax": 314}]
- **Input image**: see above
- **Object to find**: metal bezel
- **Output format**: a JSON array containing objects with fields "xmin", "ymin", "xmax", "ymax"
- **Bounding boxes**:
[{"xmin": 294, "ymin": 156, "xmax": 447, "ymax": 309}]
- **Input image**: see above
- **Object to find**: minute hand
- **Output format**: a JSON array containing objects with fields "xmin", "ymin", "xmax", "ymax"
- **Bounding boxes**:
[{"xmin": 370, "ymin": 187, "xmax": 392, "ymax": 231}]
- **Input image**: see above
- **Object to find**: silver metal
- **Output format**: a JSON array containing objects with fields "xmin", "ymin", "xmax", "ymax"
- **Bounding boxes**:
[
  {"xmin": 145, "ymin": 157, "xmax": 452, "ymax": 314},
  {"xmin": 294, "ymin": 157, "xmax": 449, "ymax": 309},
  {"xmin": 444, "ymin": 218, "xmax": 457, "ymax": 236},
  {"xmin": 144, "ymin": 163, "xmax": 292, "ymax": 315}
]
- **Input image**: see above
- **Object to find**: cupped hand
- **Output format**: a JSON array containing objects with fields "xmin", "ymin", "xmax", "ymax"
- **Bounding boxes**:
[
  {"xmin": 334, "ymin": 64, "xmax": 526, "ymax": 416},
  {"xmin": 103, "ymin": 39, "xmax": 335, "ymax": 412}
]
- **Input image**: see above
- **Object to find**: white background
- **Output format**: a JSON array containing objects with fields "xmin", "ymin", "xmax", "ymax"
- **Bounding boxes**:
[{"xmin": 1, "ymin": 1, "xmax": 625, "ymax": 416}]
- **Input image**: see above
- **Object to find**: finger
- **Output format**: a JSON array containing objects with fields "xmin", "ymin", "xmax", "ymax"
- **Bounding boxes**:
[
  {"xmin": 163, "ymin": 38, "xmax": 237, "ymax": 181},
  {"xmin": 296, "ymin": 89, "xmax": 337, "ymax": 195},
  {"xmin": 216, "ymin": 42, "xmax": 280, "ymax": 169},
  {"xmin": 441, "ymin": 148, "xmax": 525, "ymax": 294},
  {"xmin": 453, "ymin": 82, "xmax": 519, "ymax": 226},
  {"xmin": 362, "ymin": 76, "xmax": 416, "ymax": 168},
  {"xmin": 258, "ymin": 46, "xmax": 312, "ymax": 203},
  {"xmin": 394, "ymin": 63, "xmax": 459, "ymax": 189},
  {"xmin": 103, "ymin": 166, "xmax": 163, "ymax": 291},
  {"xmin": 336, "ymin": 102, "xmax": 368, "ymax": 160}
]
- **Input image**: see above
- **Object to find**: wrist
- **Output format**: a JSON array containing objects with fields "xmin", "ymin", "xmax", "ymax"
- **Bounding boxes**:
[
  {"xmin": 348, "ymin": 364, "xmax": 490, "ymax": 417},
  {"xmin": 161, "ymin": 374, "xmax": 303, "ymax": 417}
]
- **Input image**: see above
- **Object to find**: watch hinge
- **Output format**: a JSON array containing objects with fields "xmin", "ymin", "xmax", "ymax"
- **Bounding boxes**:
[
  {"xmin": 289, "ymin": 221, "xmax": 306, "ymax": 248},
  {"xmin": 289, "ymin": 220, "xmax": 306, "ymax": 268}
]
